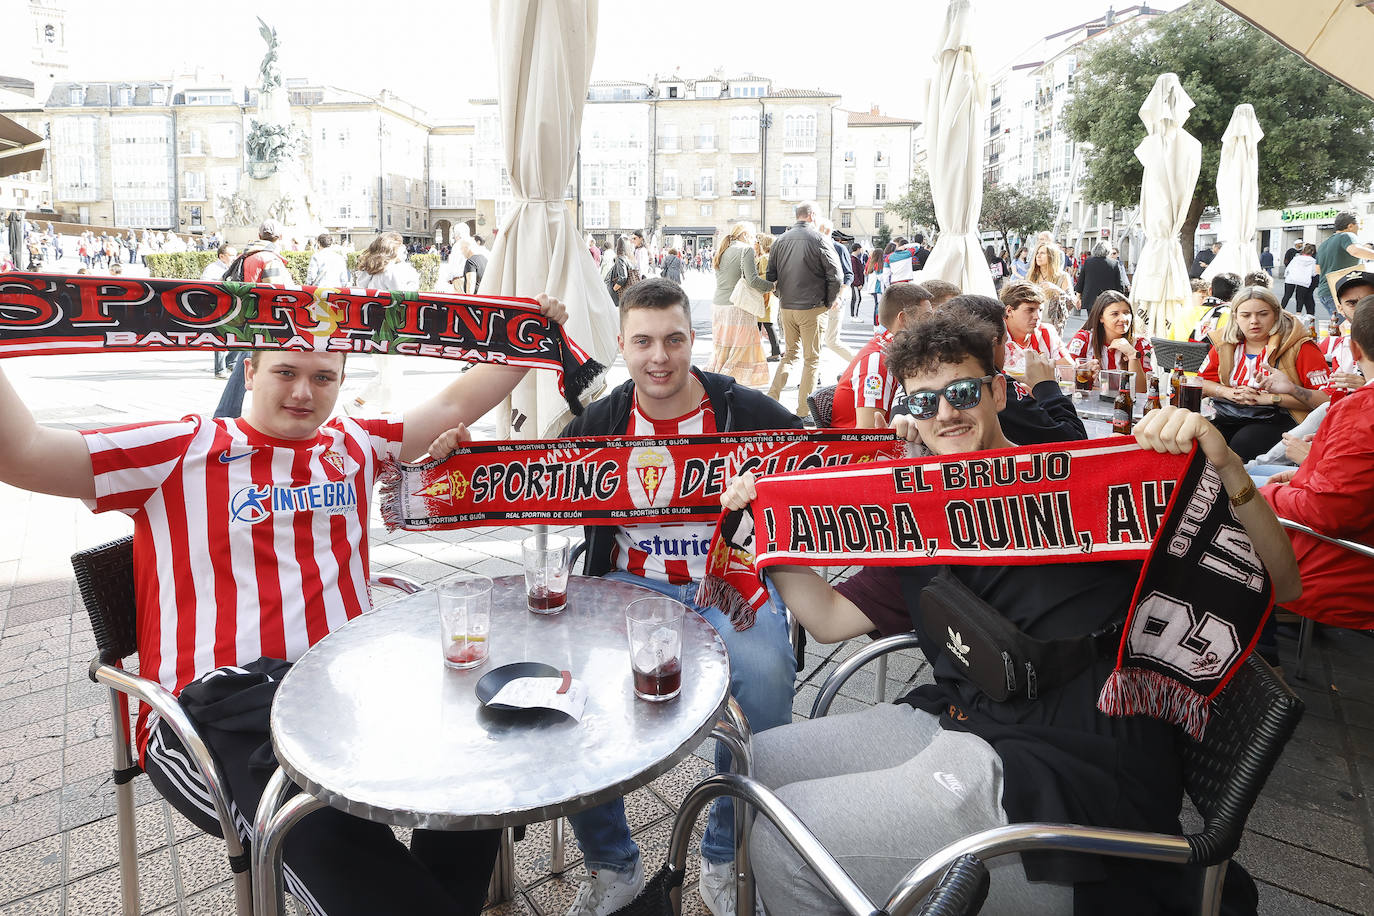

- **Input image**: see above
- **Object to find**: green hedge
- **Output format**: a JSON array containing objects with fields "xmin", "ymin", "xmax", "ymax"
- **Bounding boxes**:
[{"xmin": 145, "ymin": 250, "xmax": 441, "ymax": 291}]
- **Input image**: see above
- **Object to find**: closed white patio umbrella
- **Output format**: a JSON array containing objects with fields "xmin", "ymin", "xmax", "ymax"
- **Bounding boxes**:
[
  {"xmin": 485, "ymin": 0, "xmax": 618, "ymax": 439},
  {"xmin": 1203, "ymin": 104, "xmax": 1265, "ymax": 284},
  {"xmin": 914, "ymin": 0, "xmax": 995, "ymax": 297},
  {"xmin": 1217, "ymin": 0, "xmax": 1374, "ymax": 102},
  {"xmin": 1131, "ymin": 73, "xmax": 1201, "ymax": 341}
]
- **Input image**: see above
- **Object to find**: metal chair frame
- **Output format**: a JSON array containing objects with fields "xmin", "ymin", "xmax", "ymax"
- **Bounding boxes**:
[
  {"xmin": 1275, "ymin": 517, "xmax": 1374, "ymax": 680},
  {"xmin": 73, "ymin": 535, "xmax": 423, "ymax": 916}
]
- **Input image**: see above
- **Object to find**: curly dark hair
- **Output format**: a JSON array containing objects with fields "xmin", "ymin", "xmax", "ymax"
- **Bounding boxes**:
[
  {"xmin": 939, "ymin": 294, "xmax": 1005, "ymax": 347},
  {"xmin": 886, "ymin": 309, "xmax": 997, "ymax": 382}
]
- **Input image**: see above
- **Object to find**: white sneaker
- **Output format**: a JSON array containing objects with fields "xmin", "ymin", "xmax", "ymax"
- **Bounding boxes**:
[
  {"xmin": 566, "ymin": 858, "xmax": 645, "ymax": 916},
  {"xmin": 699, "ymin": 858, "xmax": 737, "ymax": 916}
]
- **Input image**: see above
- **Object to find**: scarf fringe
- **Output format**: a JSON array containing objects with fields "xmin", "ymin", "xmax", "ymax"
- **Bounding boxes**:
[
  {"xmin": 696, "ymin": 574, "xmax": 757, "ymax": 631},
  {"xmin": 377, "ymin": 458, "xmax": 403, "ymax": 532},
  {"xmin": 1098, "ymin": 668, "xmax": 1210, "ymax": 741},
  {"xmin": 562, "ymin": 357, "xmax": 608, "ymax": 416}
]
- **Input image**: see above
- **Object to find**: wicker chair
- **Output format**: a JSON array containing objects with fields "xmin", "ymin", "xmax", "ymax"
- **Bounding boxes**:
[
  {"xmin": 807, "ymin": 638, "xmax": 1303, "ymax": 915},
  {"xmin": 806, "ymin": 384, "xmax": 836, "ymax": 428},
  {"xmin": 1151, "ymin": 337, "xmax": 1212, "ymax": 373},
  {"xmin": 73, "ymin": 535, "xmax": 423, "ymax": 916}
]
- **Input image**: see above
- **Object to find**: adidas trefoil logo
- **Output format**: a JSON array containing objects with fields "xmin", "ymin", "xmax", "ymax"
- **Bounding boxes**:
[{"xmin": 946, "ymin": 627, "xmax": 971, "ymax": 667}]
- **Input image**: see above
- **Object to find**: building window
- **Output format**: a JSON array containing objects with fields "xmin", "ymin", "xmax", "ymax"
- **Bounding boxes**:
[
  {"xmin": 874, "ymin": 182, "xmax": 887, "ymax": 202},
  {"xmin": 695, "ymin": 124, "xmax": 716, "ymax": 151},
  {"xmin": 732, "ymin": 166, "xmax": 755, "ymax": 197},
  {"xmin": 729, "ymin": 114, "xmax": 759, "ymax": 153},
  {"xmin": 184, "ymin": 129, "xmax": 203, "ymax": 156},
  {"xmin": 667, "ymin": 86, "xmax": 679, "ymax": 99},
  {"xmin": 697, "ymin": 168, "xmax": 715, "ymax": 198},
  {"xmin": 695, "ymin": 81, "xmax": 720, "ymax": 99},
  {"xmin": 68, "ymin": 86, "xmax": 86, "ymax": 105},
  {"xmin": 700, "ymin": 204, "xmax": 713, "ymax": 218},
  {"xmin": 842, "ymin": 182, "xmax": 853, "ymax": 201},
  {"xmin": 874, "ymin": 211, "xmax": 886, "ymax": 228},
  {"xmin": 663, "ymin": 203, "xmax": 677, "ymax": 217},
  {"xmin": 117, "ymin": 86, "xmax": 134, "ymax": 107},
  {"xmin": 584, "ymin": 199, "xmax": 609, "ymax": 228},
  {"xmin": 783, "ymin": 112, "xmax": 816, "ymax": 153},
  {"xmin": 843, "ymin": 150, "xmax": 855, "ymax": 165},
  {"xmin": 183, "ymin": 171, "xmax": 205, "ymax": 200},
  {"xmin": 189, "ymin": 205, "xmax": 202, "ymax": 226},
  {"xmin": 780, "ymin": 158, "xmax": 817, "ymax": 200},
  {"xmin": 658, "ymin": 123, "xmax": 680, "ymax": 152},
  {"xmin": 659, "ymin": 169, "xmax": 678, "ymax": 198},
  {"xmin": 840, "ymin": 211, "xmax": 851, "ymax": 228},
  {"xmin": 874, "ymin": 150, "xmax": 888, "ymax": 166},
  {"xmin": 210, "ymin": 123, "xmax": 239, "ymax": 159}
]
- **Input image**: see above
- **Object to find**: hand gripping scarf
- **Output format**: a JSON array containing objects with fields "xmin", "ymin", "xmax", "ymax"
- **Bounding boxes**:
[
  {"xmin": 0, "ymin": 272, "xmax": 604, "ymax": 414},
  {"xmin": 700, "ymin": 436, "xmax": 1274, "ymax": 739}
]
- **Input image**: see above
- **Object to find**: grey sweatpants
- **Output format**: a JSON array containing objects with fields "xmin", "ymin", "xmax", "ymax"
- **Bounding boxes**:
[{"xmin": 749, "ymin": 703, "xmax": 1072, "ymax": 915}]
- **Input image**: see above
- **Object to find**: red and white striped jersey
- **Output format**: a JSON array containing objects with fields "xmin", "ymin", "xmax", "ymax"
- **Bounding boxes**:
[
  {"xmin": 1321, "ymin": 335, "xmax": 1354, "ymax": 374},
  {"xmin": 1004, "ymin": 325, "xmax": 1070, "ymax": 372},
  {"xmin": 1066, "ymin": 330, "xmax": 1155, "ymax": 373},
  {"xmin": 82, "ymin": 414, "xmax": 403, "ymax": 756},
  {"xmin": 612, "ymin": 391, "xmax": 717, "ymax": 585},
  {"xmin": 831, "ymin": 331, "xmax": 898, "ymax": 429}
]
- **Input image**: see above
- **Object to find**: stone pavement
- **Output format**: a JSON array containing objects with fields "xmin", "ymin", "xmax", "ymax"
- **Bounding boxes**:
[{"xmin": 0, "ymin": 271, "xmax": 1370, "ymax": 914}]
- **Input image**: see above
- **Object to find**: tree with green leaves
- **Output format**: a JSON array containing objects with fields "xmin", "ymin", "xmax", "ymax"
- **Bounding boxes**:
[
  {"xmin": 981, "ymin": 184, "xmax": 1058, "ymax": 256},
  {"xmin": 885, "ymin": 173, "xmax": 936, "ymax": 237},
  {"xmin": 873, "ymin": 223, "xmax": 892, "ymax": 249},
  {"xmin": 1064, "ymin": 0, "xmax": 1374, "ymax": 264}
]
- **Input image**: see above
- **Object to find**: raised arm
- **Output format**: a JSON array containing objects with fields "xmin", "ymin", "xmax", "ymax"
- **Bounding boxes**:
[
  {"xmin": 398, "ymin": 294, "xmax": 568, "ymax": 461},
  {"xmin": 721, "ymin": 472, "xmax": 878, "ymax": 643},
  {"xmin": 0, "ymin": 366, "xmax": 96, "ymax": 498},
  {"xmin": 1133, "ymin": 406, "xmax": 1301, "ymax": 604}
]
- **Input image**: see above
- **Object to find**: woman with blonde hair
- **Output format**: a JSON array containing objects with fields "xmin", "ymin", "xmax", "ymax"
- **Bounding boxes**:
[
  {"xmin": 349, "ymin": 231, "xmax": 419, "ymax": 414},
  {"xmin": 753, "ymin": 234, "xmax": 781, "ymax": 360},
  {"xmin": 1028, "ymin": 240, "xmax": 1075, "ymax": 322},
  {"xmin": 1197, "ymin": 285, "xmax": 1330, "ymax": 460},
  {"xmin": 709, "ymin": 221, "xmax": 774, "ymax": 385}
]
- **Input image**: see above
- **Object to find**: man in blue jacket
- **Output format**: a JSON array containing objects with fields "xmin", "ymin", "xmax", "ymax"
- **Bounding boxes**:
[{"xmin": 560, "ymin": 278, "xmax": 801, "ymax": 916}]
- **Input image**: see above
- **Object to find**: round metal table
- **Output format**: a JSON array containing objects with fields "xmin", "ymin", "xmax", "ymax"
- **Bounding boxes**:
[{"xmin": 254, "ymin": 574, "xmax": 731, "ymax": 913}]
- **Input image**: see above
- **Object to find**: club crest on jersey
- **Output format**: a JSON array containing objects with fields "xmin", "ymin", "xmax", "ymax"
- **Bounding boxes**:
[
  {"xmin": 322, "ymin": 449, "xmax": 346, "ymax": 477},
  {"xmin": 229, "ymin": 480, "xmax": 359, "ymax": 523},
  {"xmin": 628, "ymin": 446, "xmax": 674, "ymax": 509}
]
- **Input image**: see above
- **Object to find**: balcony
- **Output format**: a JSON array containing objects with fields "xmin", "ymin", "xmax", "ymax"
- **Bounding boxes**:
[
  {"xmin": 657, "ymin": 136, "xmax": 681, "ymax": 152},
  {"xmin": 837, "ymin": 197, "xmax": 855, "ymax": 209},
  {"xmin": 731, "ymin": 181, "xmax": 756, "ymax": 198},
  {"xmin": 694, "ymin": 135, "xmax": 717, "ymax": 152},
  {"xmin": 695, "ymin": 183, "xmax": 716, "ymax": 199},
  {"xmin": 657, "ymin": 186, "xmax": 680, "ymax": 199}
]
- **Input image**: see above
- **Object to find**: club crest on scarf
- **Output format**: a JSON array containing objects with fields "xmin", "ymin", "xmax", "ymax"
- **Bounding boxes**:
[{"xmin": 628, "ymin": 446, "xmax": 674, "ymax": 509}]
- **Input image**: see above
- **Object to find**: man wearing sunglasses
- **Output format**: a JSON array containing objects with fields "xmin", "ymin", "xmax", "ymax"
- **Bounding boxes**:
[{"xmin": 720, "ymin": 312, "xmax": 1300, "ymax": 914}]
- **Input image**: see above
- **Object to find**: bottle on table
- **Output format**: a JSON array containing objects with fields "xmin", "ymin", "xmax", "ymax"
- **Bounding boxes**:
[
  {"xmin": 1112, "ymin": 372, "xmax": 1136, "ymax": 435},
  {"xmin": 1169, "ymin": 354, "xmax": 1186, "ymax": 407},
  {"xmin": 1330, "ymin": 316, "xmax": 1342, "ymax": 338},
  {"xmin": 1145, "ymin": 375, "xmax": 1162, "ymax": 413}
]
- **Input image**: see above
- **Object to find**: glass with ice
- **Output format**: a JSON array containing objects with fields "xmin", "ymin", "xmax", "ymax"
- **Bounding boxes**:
[
  {"xmin": 522, "ymin": 532, "xmax": 571, "ymax": 614},
  {"xmin": 625, "ymin": 597, "xmax": 685, "ymax": 702},
  {"xmin": 438, "ymin": 575, "xmax": 492, "ymax": 669}
]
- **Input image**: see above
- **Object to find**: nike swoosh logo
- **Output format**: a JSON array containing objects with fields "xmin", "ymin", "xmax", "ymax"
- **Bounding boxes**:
[{"xmin": 218, "ymin": 449, "xmax": 258, "ymax": 464}]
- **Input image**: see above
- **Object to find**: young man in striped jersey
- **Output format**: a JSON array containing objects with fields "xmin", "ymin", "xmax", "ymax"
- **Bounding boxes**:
[
  {"xmin": 559, "ymin": 278, "xmax": 801, "ymax": 916},
  {"xmin": 829, "ymin": 282, "xmax": 934, "ymax": 429},
  {"xmin": 0, "ymin": 294, "xmax": 567, "ymax": 916}
]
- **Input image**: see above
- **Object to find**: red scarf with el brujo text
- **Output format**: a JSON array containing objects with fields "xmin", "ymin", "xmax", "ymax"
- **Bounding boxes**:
[{"xmin": 700, "ymin": 437, "xmax": 1274, "ymax": 739}]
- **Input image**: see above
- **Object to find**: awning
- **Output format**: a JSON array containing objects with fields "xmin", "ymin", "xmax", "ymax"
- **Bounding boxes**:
[
  {"xmin": 662, "ymin": 226, "xmax": 716, "ymax": 235},
  {"xmin": 1217, "ymin": 1, "xmax": 1374, "ymax": 101},
  {"xmin": 0, "ymin": 114, "xmax": 46, "ymax": 178}
]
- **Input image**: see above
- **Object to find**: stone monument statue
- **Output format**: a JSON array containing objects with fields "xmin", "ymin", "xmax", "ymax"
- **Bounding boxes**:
[{"xmin": 221, "ymin": 17, "xmax": 319, "ymax": 247}]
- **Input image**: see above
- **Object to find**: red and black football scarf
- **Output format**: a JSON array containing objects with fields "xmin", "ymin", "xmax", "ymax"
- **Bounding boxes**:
[
  {"xmin": 0, "ymin": 272, "xmax": 604, "ymax": 414},
  {"xmin": 379, "ymin": 430, "xmax": 903, "ymax": 530},
  {"xmin": 702, "ymin": 437, "xmax": 1273, "ymax": 739}
]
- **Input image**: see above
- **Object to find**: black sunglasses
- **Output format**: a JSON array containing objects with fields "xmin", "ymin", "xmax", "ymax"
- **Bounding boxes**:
[{"xmin": 900, "ymin": 376, "xmax": 995, "ymax": 420}]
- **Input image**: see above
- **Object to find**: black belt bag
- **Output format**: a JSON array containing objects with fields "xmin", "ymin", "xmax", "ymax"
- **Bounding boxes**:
[{"xmin": 919, "ymin": 570, "xmax": 1120, "ymax": 702}]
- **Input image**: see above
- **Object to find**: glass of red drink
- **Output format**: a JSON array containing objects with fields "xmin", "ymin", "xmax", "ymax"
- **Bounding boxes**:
[
  {"xmin": 1179, "ymin": 380, "xmax": 1203, "ymax": 413},
  {"xmin": 438, "ymin": 575, "xmax": 492, "ymax": 670},
  {"xmin": 625, "ymin": 597, "xmax": 685, "ymax": 702},
  {"xmin": 522, "ymin": 532, "xmax": 570, "ymax": 615}
]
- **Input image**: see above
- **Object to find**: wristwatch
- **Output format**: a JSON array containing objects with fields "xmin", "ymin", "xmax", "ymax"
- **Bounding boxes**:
[{"xmin": 1270, "ymin": 393, "xmax": 1282, "ymax": 406}]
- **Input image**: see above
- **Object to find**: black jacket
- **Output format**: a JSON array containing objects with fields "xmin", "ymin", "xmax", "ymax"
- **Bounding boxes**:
[
  {"xmin": 1074, "ymin": 255, "xmax": 1124, "ymax": 312},
  {"xmin": 1000, "ymin": 376, "xmax": 1087, "ymax": 445},
  {"xmin": 766, "ymin": 221, "xmax": 844, "ymax": 309},
  {"xmin": 560, "ymin": 368, "xmax": 804, "ymax": 576}
]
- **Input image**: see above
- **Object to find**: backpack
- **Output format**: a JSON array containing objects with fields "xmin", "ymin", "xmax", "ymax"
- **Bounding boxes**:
[{"xmin": 223, "ymin": 249, "xmax": 253, "ymax": 282}]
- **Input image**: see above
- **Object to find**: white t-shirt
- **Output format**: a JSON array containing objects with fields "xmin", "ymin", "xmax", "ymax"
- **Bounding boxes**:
[{"xmin": 82, "ymin": 414, "xmax": 403, "ymax": 756}]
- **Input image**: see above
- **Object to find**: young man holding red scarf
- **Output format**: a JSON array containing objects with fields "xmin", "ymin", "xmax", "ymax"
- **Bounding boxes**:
[
  {"xmin": 0, "ymin": 295, "xmax": 570, "ymax": 916},
  {"xmin": 720, "ymin": 312, "xmax": 1300, "ymax": 914},
  {"xmin": 559, "ymin": 278, "xmax": 801, "ymax": 916}
]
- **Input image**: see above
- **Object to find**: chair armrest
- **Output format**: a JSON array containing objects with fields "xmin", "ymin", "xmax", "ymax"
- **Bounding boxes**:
[
  {"xmin": 88, "ymin": 660, "xmax": 248, "ymax": 865},
  {"xmin": 1276, "ymin": 518, "xmax": 1374, "ymax": 558},
  {"xmin": 811, "ymin": 632, "xmax": 923, "ymax": 718},
  {"xmin": 370, "ymin": 574, "xmax": 424, "ymax": 594},
  {"xmin": 881, "ymin": 822, "xmax": 1191, "ymax": 915},
  {"xmin": 916, "ymin": 854, "xmax": 988, "ymax": 916}
]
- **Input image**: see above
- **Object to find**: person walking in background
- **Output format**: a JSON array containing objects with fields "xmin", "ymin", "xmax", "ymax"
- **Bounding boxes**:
[
  {"xmin": 1011, "ymin": 246, "xmax": 1030, "ymax": 279},
  {"xmin": 457, "ymin": 235, "xmax": 489, "ymax": 294},
  {"xmin": 632, "ymin": 230, "xmax": 652, "ymax": 279},
  {"xmin": 348, "ymin": 231, "xmax": 420, "ymax": 415},
  {"xmin": 200, "ymin": 244, "xmax": 238, "ymax": 378},
  {"xmin": 765, "ymin": 202, "xmax": 844, "ymax": 420},
  {"xmin": 604, "ymin": 236, "xmax": 638, "ymax": 306},
  {"xmin": 1282, "ymin": 243, "xmax": 1319, "ymax": 315},
  {"xmin": 587, "ymin": 233, "xmax": 602, "ymax": 267},
  {"xmin": 1074, "ymin": 242, "xmax": 1124, "ymax": 323},
  {"xmin": 213, "ymin": 220, "xmax": 292, "ymax": 419},
  {"xmin": 1027, "ymin": 239, "xmax": 1074, "ymax": 316},
  {"xmin": 985, "ymin": 244, "xmax": 1007, "ymax": 291},
  {"xmin": 306, "ymin": 232, "xmax": 350, "ymax": 288},
  {"xmin": 661, "ymin": 247, "xmax": 684, "ymax": 283},
  {"xmin": 708, "ymin": 222, "xmax": 774, "ymax": 387},
  {"xmin": 848, "ymin": 242, "xmax": 867, "ymax": 318},
  {"xmin": 817, "ymin": 218, "xmax": 854, "ymax": 364},
  {"xmin": 755, "ymin": 235, "xmax": 781, "ymax": 361},
  {"xmin": 1315, "ymin": 211, "xmax": 1374, "ymax": 318}
]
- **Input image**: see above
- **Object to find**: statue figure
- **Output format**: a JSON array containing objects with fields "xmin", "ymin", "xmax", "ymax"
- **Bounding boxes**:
[{"xmin": 257, "ymin": 18, "xmax": 282, "ymax": 94}]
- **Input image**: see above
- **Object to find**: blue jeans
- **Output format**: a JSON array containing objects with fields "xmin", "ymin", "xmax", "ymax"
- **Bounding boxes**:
[
  {"xmin": 1314, "ymin": 281, "xmax": 1335, "ymax": 319},
  {"xmin": 567, "ymin": 571, "xmax": 797, "ymax": 871},
  {"xmin": 214, "ymin": 352, "xmax": 248, "ymax": 418}
]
